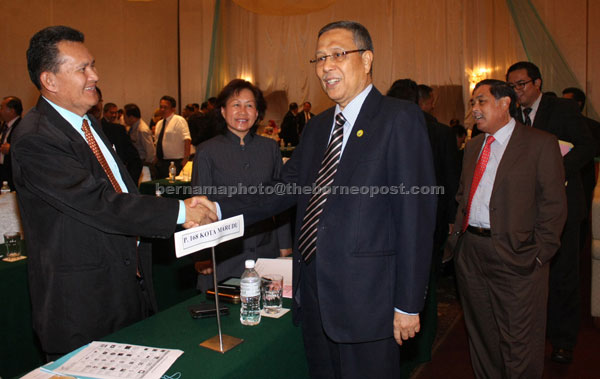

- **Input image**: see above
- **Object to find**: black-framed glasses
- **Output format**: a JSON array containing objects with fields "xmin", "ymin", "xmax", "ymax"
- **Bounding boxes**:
[
  {"xmin": 508, "ymin": 79, "xmax": 533, "ymax": 90},
  {"xmin": 309, "ymin": 49, "xmax": 366, "ymax": 65}
]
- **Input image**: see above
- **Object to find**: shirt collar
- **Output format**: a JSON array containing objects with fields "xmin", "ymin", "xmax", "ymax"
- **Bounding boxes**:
[
  {"xmin": 334, "ymin": 84, "xmax": 373, "ymax": 126},
  {"xmin": 42, "ymin": 96, "xmax": 91, "ymax": 130},
  {"xmin": 486, "ymin": 117, "xmax": 516, "ymax": 146},
  {"xmin": 5, "ymin": 116, "xmax": 19, "ymax": 128},
  {"xmin": 528, "ymin": 93, "xmax": 542, "ymax": 114}
]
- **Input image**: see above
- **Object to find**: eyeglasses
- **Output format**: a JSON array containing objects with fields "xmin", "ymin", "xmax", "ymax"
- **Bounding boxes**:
[
  {"xmin": 309, "ymin": 49, "xmax": 366, "ymax": 65},
  {"xmin": 508, "ymin": 79, "xmax": 533, "ymax": 90}
]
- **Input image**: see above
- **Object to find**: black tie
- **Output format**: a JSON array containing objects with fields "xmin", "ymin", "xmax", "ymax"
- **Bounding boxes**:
[
  {"xmin": 523, "ymin": 107, "xmax": 532, "ymax": 126},
  {"xmin": 156, "ymin": 117, "xmax": 168, "ymax": 159},
  {"xmin": 298, "ymin": 113, "xmax": 346, "ymax": 262}
]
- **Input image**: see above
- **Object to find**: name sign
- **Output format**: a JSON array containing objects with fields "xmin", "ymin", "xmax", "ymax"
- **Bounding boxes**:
[{"xmin": 174, "ymin": 215, "xmax": 244, "ymax": 258}]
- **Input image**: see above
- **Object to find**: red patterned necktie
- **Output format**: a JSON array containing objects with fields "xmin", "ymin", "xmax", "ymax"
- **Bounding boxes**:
[
  {"xmin": 81, "ymin": 119, "xmax": 122, "ymax": 193},
  {"xmin": 462, "ymin": 135, "xmax": 495, "ymax": 231},
  {"xmin": 298, "ymin": 113, "xmax": 346, "ymax": 262}
]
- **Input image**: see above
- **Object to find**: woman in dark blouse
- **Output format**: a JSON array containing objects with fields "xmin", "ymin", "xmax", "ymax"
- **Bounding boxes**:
[{"xmin": 192, "ymin": 79, "xmax": 291, "ymax": 290}]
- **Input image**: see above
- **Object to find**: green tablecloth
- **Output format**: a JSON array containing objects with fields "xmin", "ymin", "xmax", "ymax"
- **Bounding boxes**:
[
  {"xmin": 101, "ymin": 295, "xmax": 309, "ymax": 378},
  {"xmin": 0, "ymin": 246, "xmax": 45, "ymax": 378},
  {"xmin": 1, "ymin": 242, "xmax": 200, "ymax": 378}
]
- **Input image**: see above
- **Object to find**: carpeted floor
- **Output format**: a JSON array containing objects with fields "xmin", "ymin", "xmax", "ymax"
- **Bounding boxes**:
[{"xmin": 413, "ymin": 236, "xmax": 600, "ymax": 378}]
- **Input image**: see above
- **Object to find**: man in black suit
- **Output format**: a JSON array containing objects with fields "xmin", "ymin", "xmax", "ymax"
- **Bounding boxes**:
[
  {"xmin": 387, "ymin": 79, "xmax": 460, "ymax": 371},
  {"xmin": 12, "ymin": 25, "xmax": 215, "ymax": 359},
  {"xmin": 562, "ymin": 87, "xmax": 600, "ymax": 250},
  {"xmin": 296, "ymin": 101, "xmax": 314, "ymax": 135},
  {"xmin": 204, "ymin": 21, "xmax": 436, "ymax": 378},
  {"xmin": 101, "ymin": 102, "xmax": 142, "ymax": 182},
  {"xmin": 279, "ymin": 102, "xmax": 300, "ymax": 146},
  {"xmin": 506, "ymin": 61, "xmax": 595, "ymax": 364},
  {"xmin": 0, "ymin": 96, "xmax": 22, "ymax": 191}
]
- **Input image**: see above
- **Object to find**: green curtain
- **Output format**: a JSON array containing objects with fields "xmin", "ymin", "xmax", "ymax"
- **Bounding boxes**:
[
  {"xmin": 506, "ymin": 0, "xmax": 598, "ymax": 120},
  {"xmin": 205, "ymin": 0, "xmax": 229, "ymax": 99}
]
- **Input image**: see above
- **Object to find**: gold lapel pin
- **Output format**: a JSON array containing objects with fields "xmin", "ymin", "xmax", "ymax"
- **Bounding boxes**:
[{"xmin": 356, "ymin": 129, "xmax": 364, "ymax": 137}]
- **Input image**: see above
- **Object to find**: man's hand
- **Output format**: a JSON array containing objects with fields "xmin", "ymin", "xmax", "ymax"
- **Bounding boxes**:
[
  {"xmin": 194, "ymin": 260, "xmax": 214, "ymax": 275},
  {"xmin": 393, "ymin": 312, "xmax": 420, "ymax": 345},
  {"xmin": 0, "ymin": 143, "xmax": 9, "ymax": 155},
  {"xmin": 183, "ymin": 196, "xmax": 217, "ymax": 228},
  {"xmin": 279, "ymin": 248, "xmax": 292, "ymax": 257}
]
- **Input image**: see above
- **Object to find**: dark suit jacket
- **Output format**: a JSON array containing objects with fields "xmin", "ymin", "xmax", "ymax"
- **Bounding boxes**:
[
  {"xmin": 279, "ymin": 110, "xmax": 299, "ymax": 146},
  {"xmin": 100, "ymin": 118, "xmax": 142, "ymax": 183},
  {"xmin": 220, "ymin": 87, "xmax": 437, "ymax": 343},
  {"xmin": 296, "ymin": 111, "xmax": 315, "ymax": 135},
  {"xmin": 188, "ymin": 112, "xmax": 217, "ymax": 147},
  {"xmin": 11, "ymin": 97, "xmax": 180, "ymax": 354},
  {"xmin": 517, "ymin": 94, "xmax": 595, "ymax": 224},
  {"xmin": 0, "ymin": 116, "xmax": 20, "ymax": 190},
  {"xmin": 423, "ymin": 112, "xmax": 460, "ymax": 225},
  {"xmin": 450, "ymin": 122, "xmax": 567, "ymax": 274}
]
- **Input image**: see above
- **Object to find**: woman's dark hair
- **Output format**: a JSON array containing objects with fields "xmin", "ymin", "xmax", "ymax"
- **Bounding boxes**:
[{"xmin": 215, "ymin": 79, "xmax": 266, "ymax": 135}]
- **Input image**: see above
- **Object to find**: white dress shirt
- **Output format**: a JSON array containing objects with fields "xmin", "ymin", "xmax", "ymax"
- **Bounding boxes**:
[{"xmin": 468, "ymin": 118, "xmax": 516, "ymax": 228}]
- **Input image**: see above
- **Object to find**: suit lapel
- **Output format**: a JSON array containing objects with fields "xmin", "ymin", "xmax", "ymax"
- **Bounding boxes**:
[
  {"xmin": 462, "ymin": 135, "xmax": 484, "ymax": 204},
  {"xmin": 531, "ymin": 94, "xmax": 551, "ymax": 130},
  {"xmin": 492, "ymin": 122, "xmax": 527, "ymax": 193},
  {"xmin": 37, "ymin": 97, "xmax": 137, "ymax": 193},
  {"xmin": 335, "ymin": 88, "xmax": 381, "ymax": 183}
]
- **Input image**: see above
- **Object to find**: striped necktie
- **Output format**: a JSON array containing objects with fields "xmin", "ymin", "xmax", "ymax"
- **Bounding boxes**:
[
  {"xmin": 298, "ymin": 113, "xmax": 346, "ymax": 262},
  {"xmin": 81, "ymin": 119, "xmax": 123, "ymax": 193}
]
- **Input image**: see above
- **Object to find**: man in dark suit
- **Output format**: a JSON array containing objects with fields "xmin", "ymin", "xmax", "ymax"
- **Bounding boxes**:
[
  {"xmin": 12, "ymin": 25, "xmax": 215, "ymax": 359},
  {"xmin": 506, "ymin": 62, "xmax": 595, "ymax": 364},
  {"xmin": 279, "ymin": 102, "xmax": 300, "ymax": 146},
  {"xmin": 296, "ymin": 101, "xmax": 314, "ymax": 135},
  {"xmin": 0, "ymin": 96, "xmax": 22, "ymax": 190},
  {"xmin": 387, "ymin": 79, "xmax": 460, "ymax": 372},
  {"xmin": 203, "ymin": 21, "xmax": 436, "ymax": 377},
  {"xmin": 101, "ymin": 102, "xmax": 142, "ymax": 183},
  {"xmin": 449, "ymin": 79, "xmax": 567, "ymax": 377},
  {"xmin": 562, "ymin": 87, "xmax": 600, "ymax": 251}
]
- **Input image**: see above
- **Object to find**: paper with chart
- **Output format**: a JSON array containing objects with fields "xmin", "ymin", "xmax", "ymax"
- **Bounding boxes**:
[{"xmin": 52, "ymin": 341, "xmax": 182, "ymax": 379}]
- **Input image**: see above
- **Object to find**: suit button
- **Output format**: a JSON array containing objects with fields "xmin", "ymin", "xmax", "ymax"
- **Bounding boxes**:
[{"xmin": 124, "ymin": 258, "xmax": 131, "ymax": 265}]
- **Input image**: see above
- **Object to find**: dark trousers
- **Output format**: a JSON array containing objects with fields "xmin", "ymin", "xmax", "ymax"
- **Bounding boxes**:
[
  {"xmin": 547, "ymin": 220, "xmax": 581, "ymax": 349},
  {"xmin": 154, "ymin": 159, "xmax": 182, "ymax": 180},
  {"xmin": 455, "ymin": 231, "xmax": 548, "ymax": 379},
  {"xmin": 299, "ymin": 257, "xmax": 400, "ymax": 379}
]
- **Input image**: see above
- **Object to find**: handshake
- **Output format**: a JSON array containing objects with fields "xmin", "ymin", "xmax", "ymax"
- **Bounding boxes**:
[{"xmin": 182, "ymin": 196, "xmax": 218, "ymax": 228}]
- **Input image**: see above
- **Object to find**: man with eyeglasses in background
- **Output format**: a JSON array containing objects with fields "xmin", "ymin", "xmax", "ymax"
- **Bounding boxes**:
[
  {"xmin": 202, "ymin": 20, "xmax": 436, "ymax": 378},
  {"xmin": 506, "ymin": 61, "xmax": 595, "ymax": 364}
]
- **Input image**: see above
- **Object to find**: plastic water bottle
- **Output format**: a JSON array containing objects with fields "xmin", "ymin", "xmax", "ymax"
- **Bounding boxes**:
[
  {"xmin": 0, "ymin": 181, "xmax": 10, "ymax": 195},
  {"xmin": 168, "ymin": 161, "xmax": 177, "ymax": 182},
  {"xmin": 240, "ymin": 259, "xmax": 261, "ymax": 325}
]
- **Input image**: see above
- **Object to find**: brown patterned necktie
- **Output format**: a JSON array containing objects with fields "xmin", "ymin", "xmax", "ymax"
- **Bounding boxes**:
[
  {"xmin": 81, "ymin": 119, "xmax": 122, "ymax": 193},
  {"xmin": 298, "ymin": 113, "xmax": 346, "ymax": 262}
]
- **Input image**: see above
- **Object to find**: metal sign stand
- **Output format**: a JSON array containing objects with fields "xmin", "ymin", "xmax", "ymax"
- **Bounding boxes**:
[{"xmin": 199, "ymin": 247, "xmax": 243, "ymax": 353}]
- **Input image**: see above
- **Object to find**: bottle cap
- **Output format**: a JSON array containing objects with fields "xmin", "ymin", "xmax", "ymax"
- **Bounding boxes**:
[{"xmin": 245, "ymin": 259, "xmax": 255, "ymax": 269}]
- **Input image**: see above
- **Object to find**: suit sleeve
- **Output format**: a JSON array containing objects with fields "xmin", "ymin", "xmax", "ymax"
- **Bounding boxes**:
[
  {"xmin": 535, "ymin": 134, "xmax": 568, "ymax": 264},
  {"xmin": 12, "ymin": 132, "xmax": 179, "ymax": 238},
  {"xmin": 388, "ymin": 107, "xmax": 437, "ymax": 312}
]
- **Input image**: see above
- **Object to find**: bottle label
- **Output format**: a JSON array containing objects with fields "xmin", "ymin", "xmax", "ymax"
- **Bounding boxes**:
[{"xmin": 240, "ymin": 280, "xmax": 260, "ymax": 297}]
